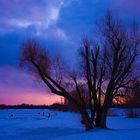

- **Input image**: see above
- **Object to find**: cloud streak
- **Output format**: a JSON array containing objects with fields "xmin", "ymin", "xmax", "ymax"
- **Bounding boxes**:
[{"xmin": 0, "ymin": 0, "xmax": 72, "ymax": 40}]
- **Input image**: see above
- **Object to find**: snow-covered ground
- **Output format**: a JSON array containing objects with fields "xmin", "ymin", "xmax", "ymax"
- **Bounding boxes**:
[{"xmin": 0, "ymin": 109, "xmax": 140, "ymax": 140}]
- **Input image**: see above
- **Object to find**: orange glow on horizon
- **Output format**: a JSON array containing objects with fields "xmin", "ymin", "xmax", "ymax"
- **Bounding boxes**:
[{"xmin": 0, "ymin": 92, "xmax": 62, "ymax": 105}]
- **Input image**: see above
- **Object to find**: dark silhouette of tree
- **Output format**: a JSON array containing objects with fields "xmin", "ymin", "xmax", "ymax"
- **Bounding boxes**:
[
  {"xmin": 126, "ymin": 80, "xmax": 140, "ymax": 107},
  {"xmin": 79, "ymin": 11, "xmax": 140, "ymax": 128},
  {"xmin": 20, "ymin": 11, "xmax": 140, "ymax": 130},
  {"xmin": 20, "ymin": 40, "xmax": 93, "ymax": 130}
]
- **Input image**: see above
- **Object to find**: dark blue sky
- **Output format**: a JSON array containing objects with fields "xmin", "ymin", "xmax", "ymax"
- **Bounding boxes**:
[{"xmin": 0, "ymin": 0, "xmax": 140, "ymax": 105}]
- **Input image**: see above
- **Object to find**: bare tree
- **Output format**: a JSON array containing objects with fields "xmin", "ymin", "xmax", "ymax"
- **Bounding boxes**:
[
  {"xmin": 79, "ymin": 11, "xmax": 140, "ymax": 128},
  {"xmin": 20, "ymin": 11, "xmax": 140, "ymax": 130},
  {"xmin": 20, "ymin": 40, "xmax": 93, "ymax": 130}
]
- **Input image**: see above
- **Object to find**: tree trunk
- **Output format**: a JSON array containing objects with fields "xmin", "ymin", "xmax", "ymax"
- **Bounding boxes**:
[
  {"xmin": 80, "ymin": 109, "xmax": 93, "ymax": 130},
  {"xmin": 96, "ymin": 85, "xmax": 113, "ymax": 128},
  {"xmin": 99, "ymin": 108, "xmax": 108, "ymax": 128},
  {"xmin": 95, "ymin": 107, "xmax": 108, "ymax": 128},
  {"xmin": 95, "ymin": 109, "xmax": 101, "ymax": 127}
]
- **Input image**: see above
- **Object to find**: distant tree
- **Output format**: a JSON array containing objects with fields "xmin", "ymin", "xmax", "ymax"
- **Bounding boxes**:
[
  {"xmin": 20, "ymin": 11, "xmax": 140, "ymax": 130},
  {"xmin": 126, "ymin": 80, "xmax": 140, "ymax": 107}
]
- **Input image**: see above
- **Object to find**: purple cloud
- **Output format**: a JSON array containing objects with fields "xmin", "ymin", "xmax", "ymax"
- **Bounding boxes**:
[
  {"xmin": 0, "ymin": 0, "xmax": 72, "ymax": 40},
  {"xmin": 109, "ymin": 0, "xmax": 140, "ymax": 16}
]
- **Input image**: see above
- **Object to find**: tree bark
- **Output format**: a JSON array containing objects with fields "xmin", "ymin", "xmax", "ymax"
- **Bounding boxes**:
[
  {"xmin": 95, "ymin": 107, "xmax": 108, "ymax": 128},
  {"xmin": 80, "ymin": 109, "xmax": 93, "ymax": 130},
  {"xmin": 99, "ymin": 108, "xmax": 108, "ymax": 128},
  {"xmin": 95, "ymin": 92, "xmax": 112, "ymax": 128}
]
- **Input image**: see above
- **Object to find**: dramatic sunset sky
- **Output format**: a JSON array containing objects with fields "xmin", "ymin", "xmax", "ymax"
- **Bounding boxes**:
[{"xmin": 0, "ymin": 0, "xmax": 140, "ymax": 105}]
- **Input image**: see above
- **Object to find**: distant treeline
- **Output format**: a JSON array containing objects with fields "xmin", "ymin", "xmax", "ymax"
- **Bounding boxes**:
[
  {"xmin": 0, "ymin": 104, "xmax": 49, "ymax": 109},
  {"xmin": 0, "ymin": 102, "xmax": 139, "ymax": 111},
  {"xmin": 0, "ymin": 103, "xmax": 69, "ymax": 111}
]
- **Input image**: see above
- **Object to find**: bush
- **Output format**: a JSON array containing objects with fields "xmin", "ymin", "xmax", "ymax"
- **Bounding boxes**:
[{"xmin": 125, "ymin": 109, "xmax": 139, "ymax": 118}]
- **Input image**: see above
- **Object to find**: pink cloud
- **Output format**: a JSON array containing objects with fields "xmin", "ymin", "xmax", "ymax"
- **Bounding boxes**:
[{"xmin": 0, "ymin": 66, "xmax": 61, "ymax": 105}]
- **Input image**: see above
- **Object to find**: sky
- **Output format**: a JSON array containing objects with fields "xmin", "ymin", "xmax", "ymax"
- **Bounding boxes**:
[{"xmin": 0, "ymin": 0, "xmax": 140, "ymax": 105}]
